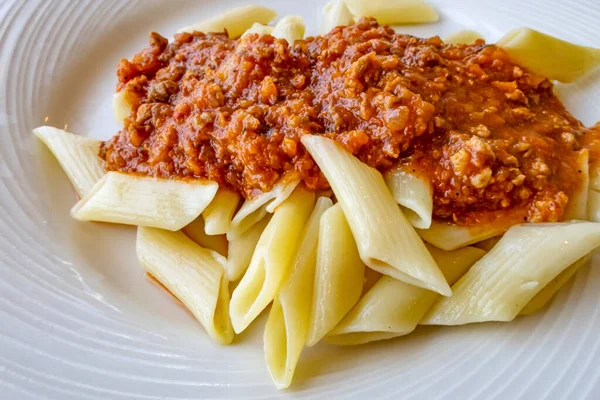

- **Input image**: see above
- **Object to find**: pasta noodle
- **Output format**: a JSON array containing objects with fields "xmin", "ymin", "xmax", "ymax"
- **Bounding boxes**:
[
  {"xmin": 177, "ymin": 5, "xmax": 277, "ymax": 39},
  {"xmin": 496, "ymin": 27, "xmax": 600, "ymax": 83},
  {"xmin": 271, "ymin": 16, "xmax": 305, "ymax": 44},
  {"xmin": 242, "ymin": 22, "xmax": 274, "ymax": 37},
  {"xmin": 228, "ymin": 179, "xmax": 300, "ymax": 239},
  {"xmin": 33, "ymin": 126, "xmax": 104, "ymax": 198},
  {"xmin": 384, "ymin": 167, "xmax": 433, "ymax": 229},
  {"xmin": 327, "ymin": 246, "xmax": 485, "ymax": 345},
  {"xmin": 343, "ymin": 0, "xmax": 438, "ymax": 25},
  {"xmin": 444, "ymin": 30, "xmax": 483, "ymax": 44},
  {"xmin": 182, "ymin": 217, "xmax": 228, "ymax": 257},
  {"xmin": 563, "ymin": 149, "xmax": 589, "ymax": 220},
  {"xmin": 421, "ymin": 222, "xmax": 600, "ymax": 325},
  {"xmin": 229, "ymin": 188, "xmax": 315, "ymax": 333},
  {"xmin": 306, "ymin": 203, "xmax": 366, "ymax": 346},
  {"xmin": 301, "ymin": 135, "xmax": 450, "ymax": 296},
  {"xmin": 71, "ymin": 172, "xmax": 218, "ymax": 231},
  {"xmin": 225, "ymin": 216, "xmax": 270, "ymax": 281},
  {"xmin": 363, "ymin": 267, "xmax": 382, "ymax": 294},
  {"xmin": 321, "ymin": 0, "xmax": 355, "ymax": 34},
  {"xmin": 520, "ymin": 255, "xmax": 592, "ymax": 315},
  {"xmin": 588, "ymin": 190, "xmax": 600, "ymax": 222},
  {"xmin": 202, "ymin": 189, "xmax": 240, "ymax": 236},
  {"xmin": 112, "ymin": 89, "xmax": 133, "ymax": 123},
  {"xmin": 590, "ymin": 165, "xmax": 600, "ymax": 191},
  {"xmin": 473, "ymin": 236, "xmax": 502, "ymax": 252},
  {"xmin": 264, "ymin": 197, "xmax": 333, "ymax": 389},
  {"xmin": 137, "ymin": 227, "xmax": 233, "ymax": 344},
  {"xmin": 417, "ymin": 218, "xmax": 515, "ymax": 251}
]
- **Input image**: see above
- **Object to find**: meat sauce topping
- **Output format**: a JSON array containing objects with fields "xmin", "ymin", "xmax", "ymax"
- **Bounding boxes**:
[{"xmin": 101, "ymin": 18, "xmax": 594, "ymax": 225}]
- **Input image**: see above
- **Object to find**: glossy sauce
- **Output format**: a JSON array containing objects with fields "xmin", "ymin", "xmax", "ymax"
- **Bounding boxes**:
[{"xmin": 101, "ymin": 18, "xmax": 597, "ymax": 225}]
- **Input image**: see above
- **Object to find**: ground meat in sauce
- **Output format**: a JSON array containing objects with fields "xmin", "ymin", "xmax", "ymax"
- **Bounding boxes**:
[{"xmin": 101, "ymin": 17, "xmax": 591, "ymax": 225}]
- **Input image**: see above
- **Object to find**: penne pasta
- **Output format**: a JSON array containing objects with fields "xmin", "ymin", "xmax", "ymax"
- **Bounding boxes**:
[
  {"xmin": 33, "ymin": 126, "xmax": 104, "ymax": 198},
  {"xmin": 228, "ymin": 179, "xmax": 300, "ymax": 239},
  {"xmin": 112, "ymin": 90, "xmax": 134, "ymax": 123},
  {"xmin": 417, "ymin": 218, "xmax": 515, "ymax": 251},
  {"xmin": 177, "ymin": 5, "xmax": 277, "ymax": 39},
  {"xmin": 301, "ymin": 135, "xmax": 451, "ymax": 296},
  {"xmin": 590, "ymin": 165, "xmax": 600, "ymax": 192},
  {"xmin": 384, "ymin": 167, "xmax": 433, "ymax": 229},
  {"xmin": 326, "ymin": 245, "xmax": 485, "ymax": 345},
  {"xmin": 444, "ymin": 30, "xmax": 484, "ymax": 44},
  {"xmin": 588, "ymin": 189, "xmax": 600, "ymax": 222},
  {"xmin": 229, "ymin": 188, "xmax": 315, "ymax": 333},
  {"xmin": 321, "ymin": 0, "xmax": 355, "ymax": 34},
  {"xmin": 327, "ymin": 277, "xmax": 433, "ymax": 346},
  {"xmin": 363, "ymin": 267, "xmax": 382, "ymax": 294},
  {"xmin": 473, "ymin": 236, "xmax": 502, "ymax": 252},
  {"xmin": 306, "ymin": 203, "xmax": 366, "ymax": 346},
  {"xmin": 425, "ymin": 244, "xmax": 486, "ymax": 284},
  {"xmin": 520, "ymin": 255, "xmax": 592, "ymax": 315},
  {"xmin": 262, "ymin": 180, "xmax": 300, "ymax": 213},
  {"xmin": 71, "ymin": 172, "xmax": 218, "ymax": 231},
  {"xmin": 202, "ymin": 189, "xmax": 240, "ymax": 236},
  {"xmin": 343, "ymin": 0, "xmax": 438, "ymax": 25},
  {"xmin": 421, "ymin": 222, "xmax": 600, "ymax": 325},
  {"xmin": 563, "ymin": 149, "xmax": 589, "ymax": 220},
  {"xmin": 496, "ymin": 27, "xmax": 600, "ymax": 83},
  {"xmin": 271, "ymin": 16, "xmax": 305, "ymax": 44},
  {"xmin": 242, "ymin": 22, "xmax": 274, "ymax": 37},
  {"xmin": 264, "ymin": 197, "xmax": 333, "ymax": 389},
  {"xmin": 136, "ymin": 227, "xmax": 233, "ymax": 344},
  {"xmin": 35, "ymin": 8, "xmax": 600, "ymax": 390},
  {"xmin": 182, "ymin": 217, "xmax": 228, "ymax": 257},
  {"xmin": 225, "ymin": 216, "xmax": 270, "ymax": 282}
]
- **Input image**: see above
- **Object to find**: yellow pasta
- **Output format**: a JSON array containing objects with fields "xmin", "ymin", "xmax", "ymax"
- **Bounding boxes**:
[
  {"xmin": 343, "ymin": 0, "xmax": 438, "ymax": 25},
  {"xmin": 112, "ymin": 90, "xmax": 134, "ymax": 123},
  {"xmin": 563, "ymin": 149, "xmax": 589, "ymax": 220},
  {"xmin": 137, "ymin": 227, "xmax": 233, "ymax": 344},
  {"xmin": 177, "ymin": 5, "xmax": 277, "ymax": 39},
  {"xmin": 225, "ymin": 216, "xmax": 270, "ymax": 282},
  {"xmin": 229, "ymin": 188, "xmax": 314, "ymax": 333},
  {"xmin": 33, "ymin": 126, "xmax": 104, "ymax": 198},
  {"xmin": 271, "ymin": 16, "xmax": 305, "ymax": 44},
  {"xmin": 306, "ymin": 203, "xmax": 365, "ymax": 346},
  {"xmin": 588, "ymin": 190, "xmax": 600, "ymax": 222},
  {"xmin": 444, "ymin": 30, "xmax": 484, "ymax": 44},
  {"xmin": 321, "ymin": 0, "xmax": 355, "ymax": 34},
  {"xmin": 417, "ymin": 219, "xmax": 514, "ymax": 251},
  {"xmin": 228, "ymin": 179, "xmax": 299, "ymax": 239},
  {"xmin": 301, "ymin": 135, "xmax": 451, "ymax": 296},
  {"xmin": 242, "ymin": 22, "xmax": 274, "ymax": 37},
  {"xmin": 363, "ymin": 267, "xmax": 382, "ymax": 294},
  {"xmin": 384, "ymin": 167, "xmax": 433, "ymax": 229},
  {"xmin": 590, "ymin": 165, "xmax": 600, "ymax": 192},
  {"xmin": 202, "ymin": 189, "xmax": 240, "ymax": 236},
  {"xmin": 473, "ymin": 236, "xmax": 502, "ymax": 252},
  {"xmin": 182, "ymin": 217, "xmax": 228, "ymax": 257},
  {"xmin": 71, "ymin": 172, "xmax": 218, "ymax": 231},
  {"xmin": 327, "ymin": 246, "xmax": 485, "ymax": 345},
  {"xmin": 264, "ymin": 197, "xmax": 333, "ymax": 389},
  {"xmin": 520, "ymin": 255, "xmax": 592, "ymax": 315},
  {"xmin": 422, "ymin": 222, "xmax": 600, "ymax": 325},
  {"xmin": 497, "ymin": 27, "xmax": 600, "ymax": 83}
]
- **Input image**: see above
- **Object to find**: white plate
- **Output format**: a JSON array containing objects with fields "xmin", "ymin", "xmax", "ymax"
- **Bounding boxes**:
[{"xmin": 2, "ymin": 0, "xmax": 600, "ymax": 398}]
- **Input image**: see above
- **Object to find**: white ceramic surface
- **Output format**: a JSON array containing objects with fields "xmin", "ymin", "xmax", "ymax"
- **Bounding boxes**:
[{"xmin": 2, "ymin": 0, "xmax": 600, "ymax": 398}]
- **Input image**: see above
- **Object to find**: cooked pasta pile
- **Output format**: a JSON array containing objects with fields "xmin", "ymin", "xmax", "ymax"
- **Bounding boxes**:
[{"xmin": 34, "ymin": 0, "xmax": 600, "ymax": 390}]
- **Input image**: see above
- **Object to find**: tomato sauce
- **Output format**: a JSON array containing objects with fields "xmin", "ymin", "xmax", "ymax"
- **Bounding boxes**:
[{"xmin": 101, "ymin": 18, "xmax": 594, "ymax": 224}]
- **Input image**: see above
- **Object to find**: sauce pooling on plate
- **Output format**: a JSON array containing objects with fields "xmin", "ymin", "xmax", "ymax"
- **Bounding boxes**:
[{"xmin": 101, "ymin": 17, "xmax": 596, "ymax": 225}]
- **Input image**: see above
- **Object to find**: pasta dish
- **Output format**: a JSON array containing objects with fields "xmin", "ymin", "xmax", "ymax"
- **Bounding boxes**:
[{"xmin": 33, "ymin": 0, "xmax": 600, "ymax": 390}]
